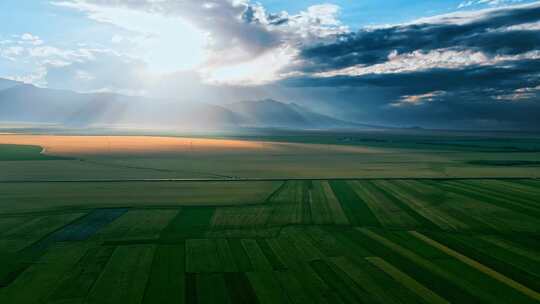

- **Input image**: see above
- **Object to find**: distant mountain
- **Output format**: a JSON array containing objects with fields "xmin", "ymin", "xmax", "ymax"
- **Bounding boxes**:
[
  {"xmin": 0, "ymin": 83, "xmax": 131, "ymax": 125},
  {"xmin": 226, "ymin": 99, "xmax": 364, "ymax": 129},
  {"xmin": 0, "ymin": 84, "xmax": 244, "ymax": 129},
  {"xmin": 287, "ymin": 102, "xmax": 370, "ymax": 128},
  {"xmin": 0, "ymin": 78, "xmax": 20, "ymax": 91},
  {"xmin": 130, "ymin": 101, "xmax": 243, "ymax": 129},
  {"xmin": 227, "ymin": 99, "xmax": 308, "ymax": 127},
  {"xmin": 0, "ymin": 78, "xmax": 379, "ymax": 130}
]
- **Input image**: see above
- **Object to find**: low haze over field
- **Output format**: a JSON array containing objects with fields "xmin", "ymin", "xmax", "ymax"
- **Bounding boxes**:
[{"xmin": 1, "ymin": 0, "xmax": 540, "ymax": 129}]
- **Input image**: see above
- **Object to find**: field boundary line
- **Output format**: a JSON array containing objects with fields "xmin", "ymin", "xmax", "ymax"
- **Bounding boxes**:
[
  {"xmin": 79, "ymin": 159, "xmax": 234, "ymax": 179},
  {"xmin": 263, "ymin": 181, "xmax": 288, "ymax": 203},
  {"xmin": 409, "ymin": 231, "xmax": 540, "ymax": 301},
  {"xmin": 0, "ymin": 177, "xmax": 538, "ymax": 183},
  {"xmin": 366, "ymin": 257, "xmax": 450, "ymax": 304}
]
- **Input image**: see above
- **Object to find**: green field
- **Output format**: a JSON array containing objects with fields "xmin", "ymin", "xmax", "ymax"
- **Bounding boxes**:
[
  {"xmin": 0, "ymin": 178, "xmax": 539, "ymax": 303},
  {"xmin": 0, "ymin": 144, "xmax": 67, "ymax": 161},
  {"xmin": 0, "ymin": 133, "xmax": 539, "ymax": 303},
  {"xmin": 1, "ymin": 131, "xmax": 540, "ymax": 181}
]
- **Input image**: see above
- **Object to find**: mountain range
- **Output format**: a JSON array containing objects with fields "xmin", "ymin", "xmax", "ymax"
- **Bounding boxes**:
[{"xmin": 0, "ymin": 79, "xmax": 375, "ymax": 130}]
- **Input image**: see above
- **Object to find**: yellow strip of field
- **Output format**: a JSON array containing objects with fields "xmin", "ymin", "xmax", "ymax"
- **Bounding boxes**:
[
  {"xmin": 409, "ymin": 231, "xmax": 540, "ymax": 301},
  {"xmin": 366, "ymin": 257, "xmax": 450, "ymax": 304},
  {"xmin": 355, "ymin": 227, "xmax": 508, "ymax": 303},
  {"xmin": 321, "ymin": 181, "xmax": 350, "ymax": 225},
  {"xmin": 0, "ymin": 134, "xmax": 264, "ymax": 156},
  {"xmin": 0, "ymin": 134, "xmax": 380, "ymax": 157}
]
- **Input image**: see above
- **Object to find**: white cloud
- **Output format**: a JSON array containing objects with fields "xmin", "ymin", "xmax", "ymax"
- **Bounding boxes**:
[
  {"xmin": 0, "ymin": 46, "xmax": 25, "ymax": 60},
  {"xmin": 52, "ymin": 0, "xmax": 349, "ymax": 85},
  {"xmin": 20, "ymin": 33, "xmax": 44, "ymax": 46},
  {"xmin": 500, "ymin": 21, "xmax": 540, "ymax": 31},
  {"xmin": 52, "ymin": 1, "xmax": 207, "ymax": 73},
  {"xmin": 111, "ymin": 34, "xmax": 124, "ymax": 44},
  {"xmin": 0, "ymin": 31, "xmax": 143, "ymax": 90},
  {"xmin": 492, "ymin": 85, "xmax": 540, "ymax": 101},
  {"xmin": 392, "ymin": 91, "xmax": 446, "ymax": 107},
  {"xmin": 314, "ymin": 48, "xmax": 540, "ymax": 78},
  {"xmin": 5, "ymin": 66, "xmax": 48, "ymax": 86},
  {"xmin": 458, "ymin": 0, "xmax": 529, "ymax": 9},
  {"xmin": 315, "ymin": 49, "xmax": 490, "ymax": 77},
  {"xmin": 75, "ymin": 70, "xmax": 95, "ymax": 81},
  {"xmin": 203, "ymin": 46, "xmax": 297, "ymax": 85},
  {"xmin": 275, "ymin": 4, "xmax": 348, "ymax": 43},
  {"xmin": 410, "ymin": 1, "xmax": 539, "ymax": 27},
  {"xmin": 0, "ymin": 33, "xmax": 47, "ymax": 62},
  {"xmin": 28, "ymin": 46, "xmax": 68, "ymax": 58},
  {"xmin": 44, "ymin": 50, "xmax": 151, "ymax": 94}
]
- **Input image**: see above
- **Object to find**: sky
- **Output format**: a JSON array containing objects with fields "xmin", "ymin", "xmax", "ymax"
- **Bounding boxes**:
[{"xmin": 1, "ymin": 0, "xmax": 540, "ymax": 129}]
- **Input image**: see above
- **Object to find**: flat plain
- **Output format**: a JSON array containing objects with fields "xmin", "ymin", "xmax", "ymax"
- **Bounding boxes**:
[
  {"xmin": 0, "ymin": 132, "xmax": 539, "ymax": 180},
  {"xmin": 0, "ymin": 131, "xmax": 539, "ymax": 303}
]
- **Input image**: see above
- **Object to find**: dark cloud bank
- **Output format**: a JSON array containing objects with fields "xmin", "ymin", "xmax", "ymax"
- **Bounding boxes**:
[{"xmin": 280, "ymin": 3, "xmax": 540, "ymax": 130}]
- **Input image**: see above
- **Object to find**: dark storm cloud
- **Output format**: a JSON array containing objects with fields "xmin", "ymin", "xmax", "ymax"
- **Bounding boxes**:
[
  {"xmin": 281, "ymin": 58, "xmax": 540, "ymax": 129},
  {"xmin": 298, "ymin": 3, "xmax": 540, "ymax": 72},
  {"xmin": 277, "ymin": 3, "xmax": 540, "ymax": 130},
  {"xmin": 383, "ymin": 89, "xmax": 540, "ymax": 130},
  {"xmin": 283, "ymin": 59, "xmax": 540, "ymax": 92}
]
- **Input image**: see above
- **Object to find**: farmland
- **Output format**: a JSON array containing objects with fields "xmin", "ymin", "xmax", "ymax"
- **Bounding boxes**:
[
  {"xmin": 0, "ymin": 178, "xmax": 538, "ymax": 303},
  {"xmin": 0, "ymin": 132, "xmax": 539, "ymax": 303},
  {"xmin": 0, "ymin": 133, "xmax": 540, "ymax": 180}
]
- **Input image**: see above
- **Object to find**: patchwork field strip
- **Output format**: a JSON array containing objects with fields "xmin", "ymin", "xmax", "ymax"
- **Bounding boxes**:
[
  {"xmin": 349, "ymin": 180, "xmax": 419, "ymax": 228},
  {"xmin": 366, "ymin": 256, "xmax": 450, "ymax": 304},
  {"xmin": 410, "ymin": 231, "xmax": 540, "ymax": 301},
  {"xmin": 86, "ymin": 245, "xmax": 156, "ymax": 304},
  {"xmin": 0, "ymin": 178, "xmax": 538, "ymax": 303}
]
